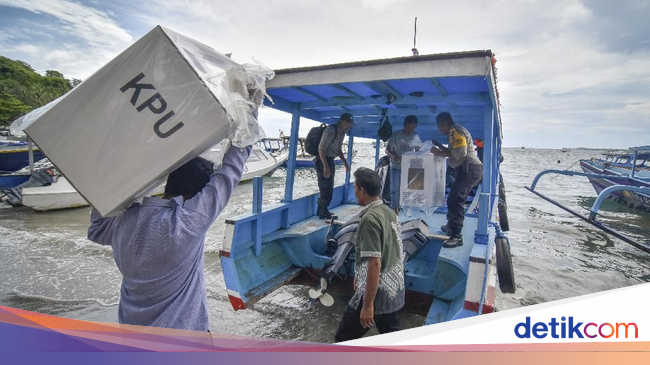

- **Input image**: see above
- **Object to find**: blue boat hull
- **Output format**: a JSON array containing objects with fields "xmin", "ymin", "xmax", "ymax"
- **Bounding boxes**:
[
  {"xmin": 0, "ymin": 149, "xmax": 46, "ymax": 172},
  {"xmin": 220, "ymin": 183, "xmax": 497, "ymax": 323},
  {"xmin": 0, "ymin": 174, "xmax": 31, "ymax": 188}
]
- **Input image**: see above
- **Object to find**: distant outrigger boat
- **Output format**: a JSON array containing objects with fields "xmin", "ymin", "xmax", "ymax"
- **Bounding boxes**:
[
  {"xmin": 527, "ymin": 146, "xmax": 650, "ymax": 253},
  {"xmin": 220, "ymin": 51, "xmax": 515, "ymax": 326},
  {"xmin": 580, "ymin": 148, "xmax": 650, "ymax": 212}
]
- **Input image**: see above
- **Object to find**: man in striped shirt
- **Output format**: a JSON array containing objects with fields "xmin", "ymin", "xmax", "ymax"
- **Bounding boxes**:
[{"xmin": 88, "ymin": 143, "xmax": 251, "ymax": 331}]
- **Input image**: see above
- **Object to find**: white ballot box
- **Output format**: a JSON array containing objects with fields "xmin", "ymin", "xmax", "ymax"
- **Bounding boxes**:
[
  {"xmin": 24, "ymin": 26, "xmax": 265, "ymax": 216},
  {"xmin": 400, "ymin": 152, "xmax": 447, "ymax": 215}
]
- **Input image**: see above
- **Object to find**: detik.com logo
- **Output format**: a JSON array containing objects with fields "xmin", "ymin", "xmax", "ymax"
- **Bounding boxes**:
[{"xmin": 515, "ymin": 317, "xmax": 638, "ymax": 339}]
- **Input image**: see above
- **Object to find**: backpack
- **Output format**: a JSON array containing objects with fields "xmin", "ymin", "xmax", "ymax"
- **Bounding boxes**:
[
  {"xmin": 305, "ymin": 123, "xmax": 329, "ymax": 156},
  {"xmin": 377, "ymin": 109, "xmax": 392, "ymax": 142}
]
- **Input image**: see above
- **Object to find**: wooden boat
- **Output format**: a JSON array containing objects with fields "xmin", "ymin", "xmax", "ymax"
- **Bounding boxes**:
[
  {"xmin": 0, "ymin": 173, "xmax": 30, "ymax": 188},
  {"xmin": 21, "ymin": 176, "xmax": 98, "ymax": 211},
  {"xmin": 4, "ymin": 146, "xmax": 287, "ymax": 211},
  {"xmin": 579, "ymin": 148, "xmax": 650, "ymax": 211},
  {"xmin": 219, "ymin": 51, "xmax": 515, "ymax": 325},
  {"xmin": 0, "ymin": 140, "xmax": 46, "ymax": 172},
  {"xmin": 203, "ymin": 144, "xmax": 289, "ymax": 182},
  {"xmin": 241, "ymin": 146, "xmax": 288, "ymax": 181}
]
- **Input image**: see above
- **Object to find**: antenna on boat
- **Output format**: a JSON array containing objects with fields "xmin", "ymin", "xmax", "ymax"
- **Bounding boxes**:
[{"xmin": 411, "ymin": 17, "xmax": 419, "ymax": 56}]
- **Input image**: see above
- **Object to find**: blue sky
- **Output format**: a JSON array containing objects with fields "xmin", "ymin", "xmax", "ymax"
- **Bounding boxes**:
[{"xmin": 1, "ymin": 0, "xmax": 649, "ymax": 148}]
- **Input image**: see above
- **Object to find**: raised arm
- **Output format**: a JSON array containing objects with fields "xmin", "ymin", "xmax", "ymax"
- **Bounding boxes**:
[{"xmin": 179, "ymin": 144, "xmax": 252, "ymax": 232}]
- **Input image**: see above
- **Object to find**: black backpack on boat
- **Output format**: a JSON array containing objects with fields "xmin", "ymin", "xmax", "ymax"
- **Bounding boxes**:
[
  {"xmin": 305, "ymin": 124, "xmax": 329, "ymax": 156},
  {"xmin": 377, "ymin": 108, "xmax": 392, "ymax": 142}
]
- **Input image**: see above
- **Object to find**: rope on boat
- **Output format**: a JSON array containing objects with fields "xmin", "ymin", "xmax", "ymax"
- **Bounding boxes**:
[{"xmin": 548, "ymin": 159, "xmax": 581, "ymax": 182}]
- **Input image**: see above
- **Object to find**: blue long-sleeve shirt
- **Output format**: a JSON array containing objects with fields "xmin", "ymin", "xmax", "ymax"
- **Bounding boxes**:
[{"xmin": 88, "ymin": 145, "xmax": 251, "ymax": 331}]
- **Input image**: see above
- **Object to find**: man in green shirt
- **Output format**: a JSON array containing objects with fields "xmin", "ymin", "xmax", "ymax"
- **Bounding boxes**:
[{"xmin": 334, "ymin": 168, "xmax": 405, "ymax": 342}]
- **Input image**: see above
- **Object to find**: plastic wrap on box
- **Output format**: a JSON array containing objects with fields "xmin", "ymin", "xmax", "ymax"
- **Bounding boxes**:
[
  {"xmin": 9, "ymin": 97, "xmax": 63, "ymax": 138},
  {"xmin": 400, "ymin": 152, "xmax": 446, "ymax": 215},
  {"xmin": 23, "ymin": 25, "xmax": 273, "ymax": 216}
]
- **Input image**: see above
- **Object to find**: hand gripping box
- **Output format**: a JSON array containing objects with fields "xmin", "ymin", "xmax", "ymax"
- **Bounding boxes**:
[
  {"xmin": 24, "ymin": 26, "xmax": 261, "ymax": 216},
  {"xmin": 400, "ymin": 152, "xmax": 446, "ymax": 214}
]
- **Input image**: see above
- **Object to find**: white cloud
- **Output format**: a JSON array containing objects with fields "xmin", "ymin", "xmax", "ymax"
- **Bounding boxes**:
[
  {"xmin": 0, "ymin": 0, "xmax": 648, "ymax": 147},
  {"xmin": 14, "ymin": 43, "xmax": 39, "ymax": 57},
  {"xmin": 359, "ymin": 0, "xmax": 412, "ymax": 11},
  {"xmin": 0, "ymin": 0, "xmax": 132, "ymax": 47},
  {"xmin": 0, "ymin": 0, "xmax": 133, "ymax": 79}
]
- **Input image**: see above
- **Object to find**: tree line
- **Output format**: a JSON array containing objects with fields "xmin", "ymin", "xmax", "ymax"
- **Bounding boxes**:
[{"xmin": 0, "ymin": 56, "xmax": 81, "ymax": 127}]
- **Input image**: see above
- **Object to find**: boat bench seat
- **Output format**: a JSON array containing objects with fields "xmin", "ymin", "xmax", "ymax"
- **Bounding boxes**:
[{"xmin": 266, "ymin": 203, "xmax": 364, "ymax": 239}]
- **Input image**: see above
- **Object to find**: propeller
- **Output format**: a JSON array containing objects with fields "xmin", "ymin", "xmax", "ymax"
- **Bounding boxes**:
[{"xmin": 308, "ymin": 278, "xmax": 334, "ymax": 307}]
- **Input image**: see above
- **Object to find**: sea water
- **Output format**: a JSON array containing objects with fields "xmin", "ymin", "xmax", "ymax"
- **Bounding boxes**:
[{"xmin": 0, "ymin": 146, "xmax": 648, "ymax": 342}]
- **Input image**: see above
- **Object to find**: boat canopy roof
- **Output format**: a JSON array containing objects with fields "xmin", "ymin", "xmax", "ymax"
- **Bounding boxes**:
[
  {"xmin": 630, "ymin": 146, "xmax": 650, "ymax": 153},
  {"xmin": 603, "ymin": 146, "xmax": 650, "ymax": 161},
  {"xmin": 263, "ymin": 50, "xmax": 502, "ymax": 143}
]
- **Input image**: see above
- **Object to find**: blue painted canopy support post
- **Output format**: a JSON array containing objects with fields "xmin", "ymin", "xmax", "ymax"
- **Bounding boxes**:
[
  {"xmin": 474, "ymin": 193, "xmax": 490, "ymax": 244},
  {"xmin": 252, "ymin": 177, "xmax": 264, "ymax": 256},
  {"xmin": 253, "ymin": 177, "xmax": 263, "ymax": 213},
  {"xmin": 374, "ymin": 136, "xmax": 381, "ymax": 168},
  {"xmin": 632, "ymin": 151, "xmax": 638, "ymax": 178},
  {"xmin": 344, "ymin": 135, "xmax": 354, "ymax": 199},
  {"xmin": 284, "ymin": 104, "xmax": 301, "ymax": 202},
  {"xmin": 590, "ymin": 185, "xmax": 650, "ymax": 220},
  {"xmin": 488, "ymin": 109, "xmax": 501, "ymax": 212},
  {"xmin": 479, "ymin": 106, "xmax": 494, "ymax": 235}
]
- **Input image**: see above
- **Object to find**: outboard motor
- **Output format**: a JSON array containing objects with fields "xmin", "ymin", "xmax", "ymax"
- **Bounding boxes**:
[
  {"xmin": 321, "ymin": 220, "xmax": 359, "ymax": 283},
  {"xmin": 309, "ymin": 217, "xmax": 431, "ymax": 307},
  {"xmin": 400, "ymin": 219, "xmax": 430, "ymax": 265},
  {"xmin": 309, "ymin": 217, "xmax": 360, "ymax": 306}
]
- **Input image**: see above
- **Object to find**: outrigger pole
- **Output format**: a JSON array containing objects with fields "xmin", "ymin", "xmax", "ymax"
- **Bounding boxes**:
[{"xmin": 526, "ymin": 170, "xmax": 650, "ymax": 254}]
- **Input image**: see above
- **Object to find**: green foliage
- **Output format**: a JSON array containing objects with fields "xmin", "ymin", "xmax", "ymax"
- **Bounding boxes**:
[
  {"xmin": 0, "ymin": 56, "xmax": 81, "ymax": 126},
  {"xmin": 0, "ymin": 93, "xmax": 31, "ymax": 126},
  {"xmin": 45, "ymin": 70, "xmax": 64, "ymax": 78}
]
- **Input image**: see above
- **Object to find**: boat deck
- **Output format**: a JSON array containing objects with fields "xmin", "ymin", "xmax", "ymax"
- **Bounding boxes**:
[{"xmin": 222, "ymin": 197, "xmax": 487, "ymax": 318}]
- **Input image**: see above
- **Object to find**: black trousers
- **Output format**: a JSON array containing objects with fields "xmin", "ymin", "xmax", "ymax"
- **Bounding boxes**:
[
  {"xmin": 447, "ymin": 163, "xmax": 483, "ymax": 234},
  {"xmin": 315, "ymin": 157, "xmax": 336, "ymax": 214},
  {"xmin": 334, "ymin": 304, "xmax": 401, "ymax": 342}
]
